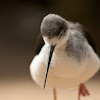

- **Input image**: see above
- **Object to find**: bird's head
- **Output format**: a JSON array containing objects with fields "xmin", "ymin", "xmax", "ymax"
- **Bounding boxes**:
[
  {"xmin": 40, "ymin": 14, "xmax": 68, "ymax": 88},
  {"xmin": 41, "ymin": 14, "xmax": 68, "ymax": 47}
]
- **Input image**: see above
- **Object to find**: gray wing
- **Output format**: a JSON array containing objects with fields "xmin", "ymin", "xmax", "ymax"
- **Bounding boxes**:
[{"xmin": 68, "ymin": 21, "xmax": 96, "ymax": 53}]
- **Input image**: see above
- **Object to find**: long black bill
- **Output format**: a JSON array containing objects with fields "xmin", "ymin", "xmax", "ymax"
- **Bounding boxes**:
[{"xmin": 43, "ymin": 45, "xmax": 56, "ymax": 89}]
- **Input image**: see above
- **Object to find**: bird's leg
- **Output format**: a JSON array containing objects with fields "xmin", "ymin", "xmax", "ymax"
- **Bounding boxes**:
[
  {"xmin": 53, "ymin": 88, "xmax": 57, "ymax": 100},
  {"xmin": 78, "ymin": 83, "xmax": 90, "ymax": 100}
]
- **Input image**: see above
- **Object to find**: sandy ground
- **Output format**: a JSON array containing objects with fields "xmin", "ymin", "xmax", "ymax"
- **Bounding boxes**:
[{"xmin": 0, "ymin": 78, "xmax": 100, "ymax": 100}]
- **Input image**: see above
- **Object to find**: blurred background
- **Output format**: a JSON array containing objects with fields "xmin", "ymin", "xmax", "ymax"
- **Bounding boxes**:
[{"xmin": 0, "ymin": 0, "xmax": 100, "ymax": 100}]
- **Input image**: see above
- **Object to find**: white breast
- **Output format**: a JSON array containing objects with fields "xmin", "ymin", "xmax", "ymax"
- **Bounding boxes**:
[{"xmin": 30, "ymin": 44, "xmax": 100, "ymax": 89}]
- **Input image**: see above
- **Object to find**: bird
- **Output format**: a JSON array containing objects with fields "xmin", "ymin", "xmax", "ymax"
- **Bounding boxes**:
[{"xmin": 30, "ymin": 14, "xmax": 100, "ymax": 100}]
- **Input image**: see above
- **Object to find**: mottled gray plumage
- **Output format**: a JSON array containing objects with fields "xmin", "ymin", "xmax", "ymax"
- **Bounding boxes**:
[
  {"xmin": 66, "ymin": 28, "xmax": 88, "ymax": 61},
  {"xmin": 65, "ymin": 22, "xmax": 96, "ymax": 61},
  {"xmin": 41, "ymin": 14, "xmax": 67, "ymax": 38}
]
